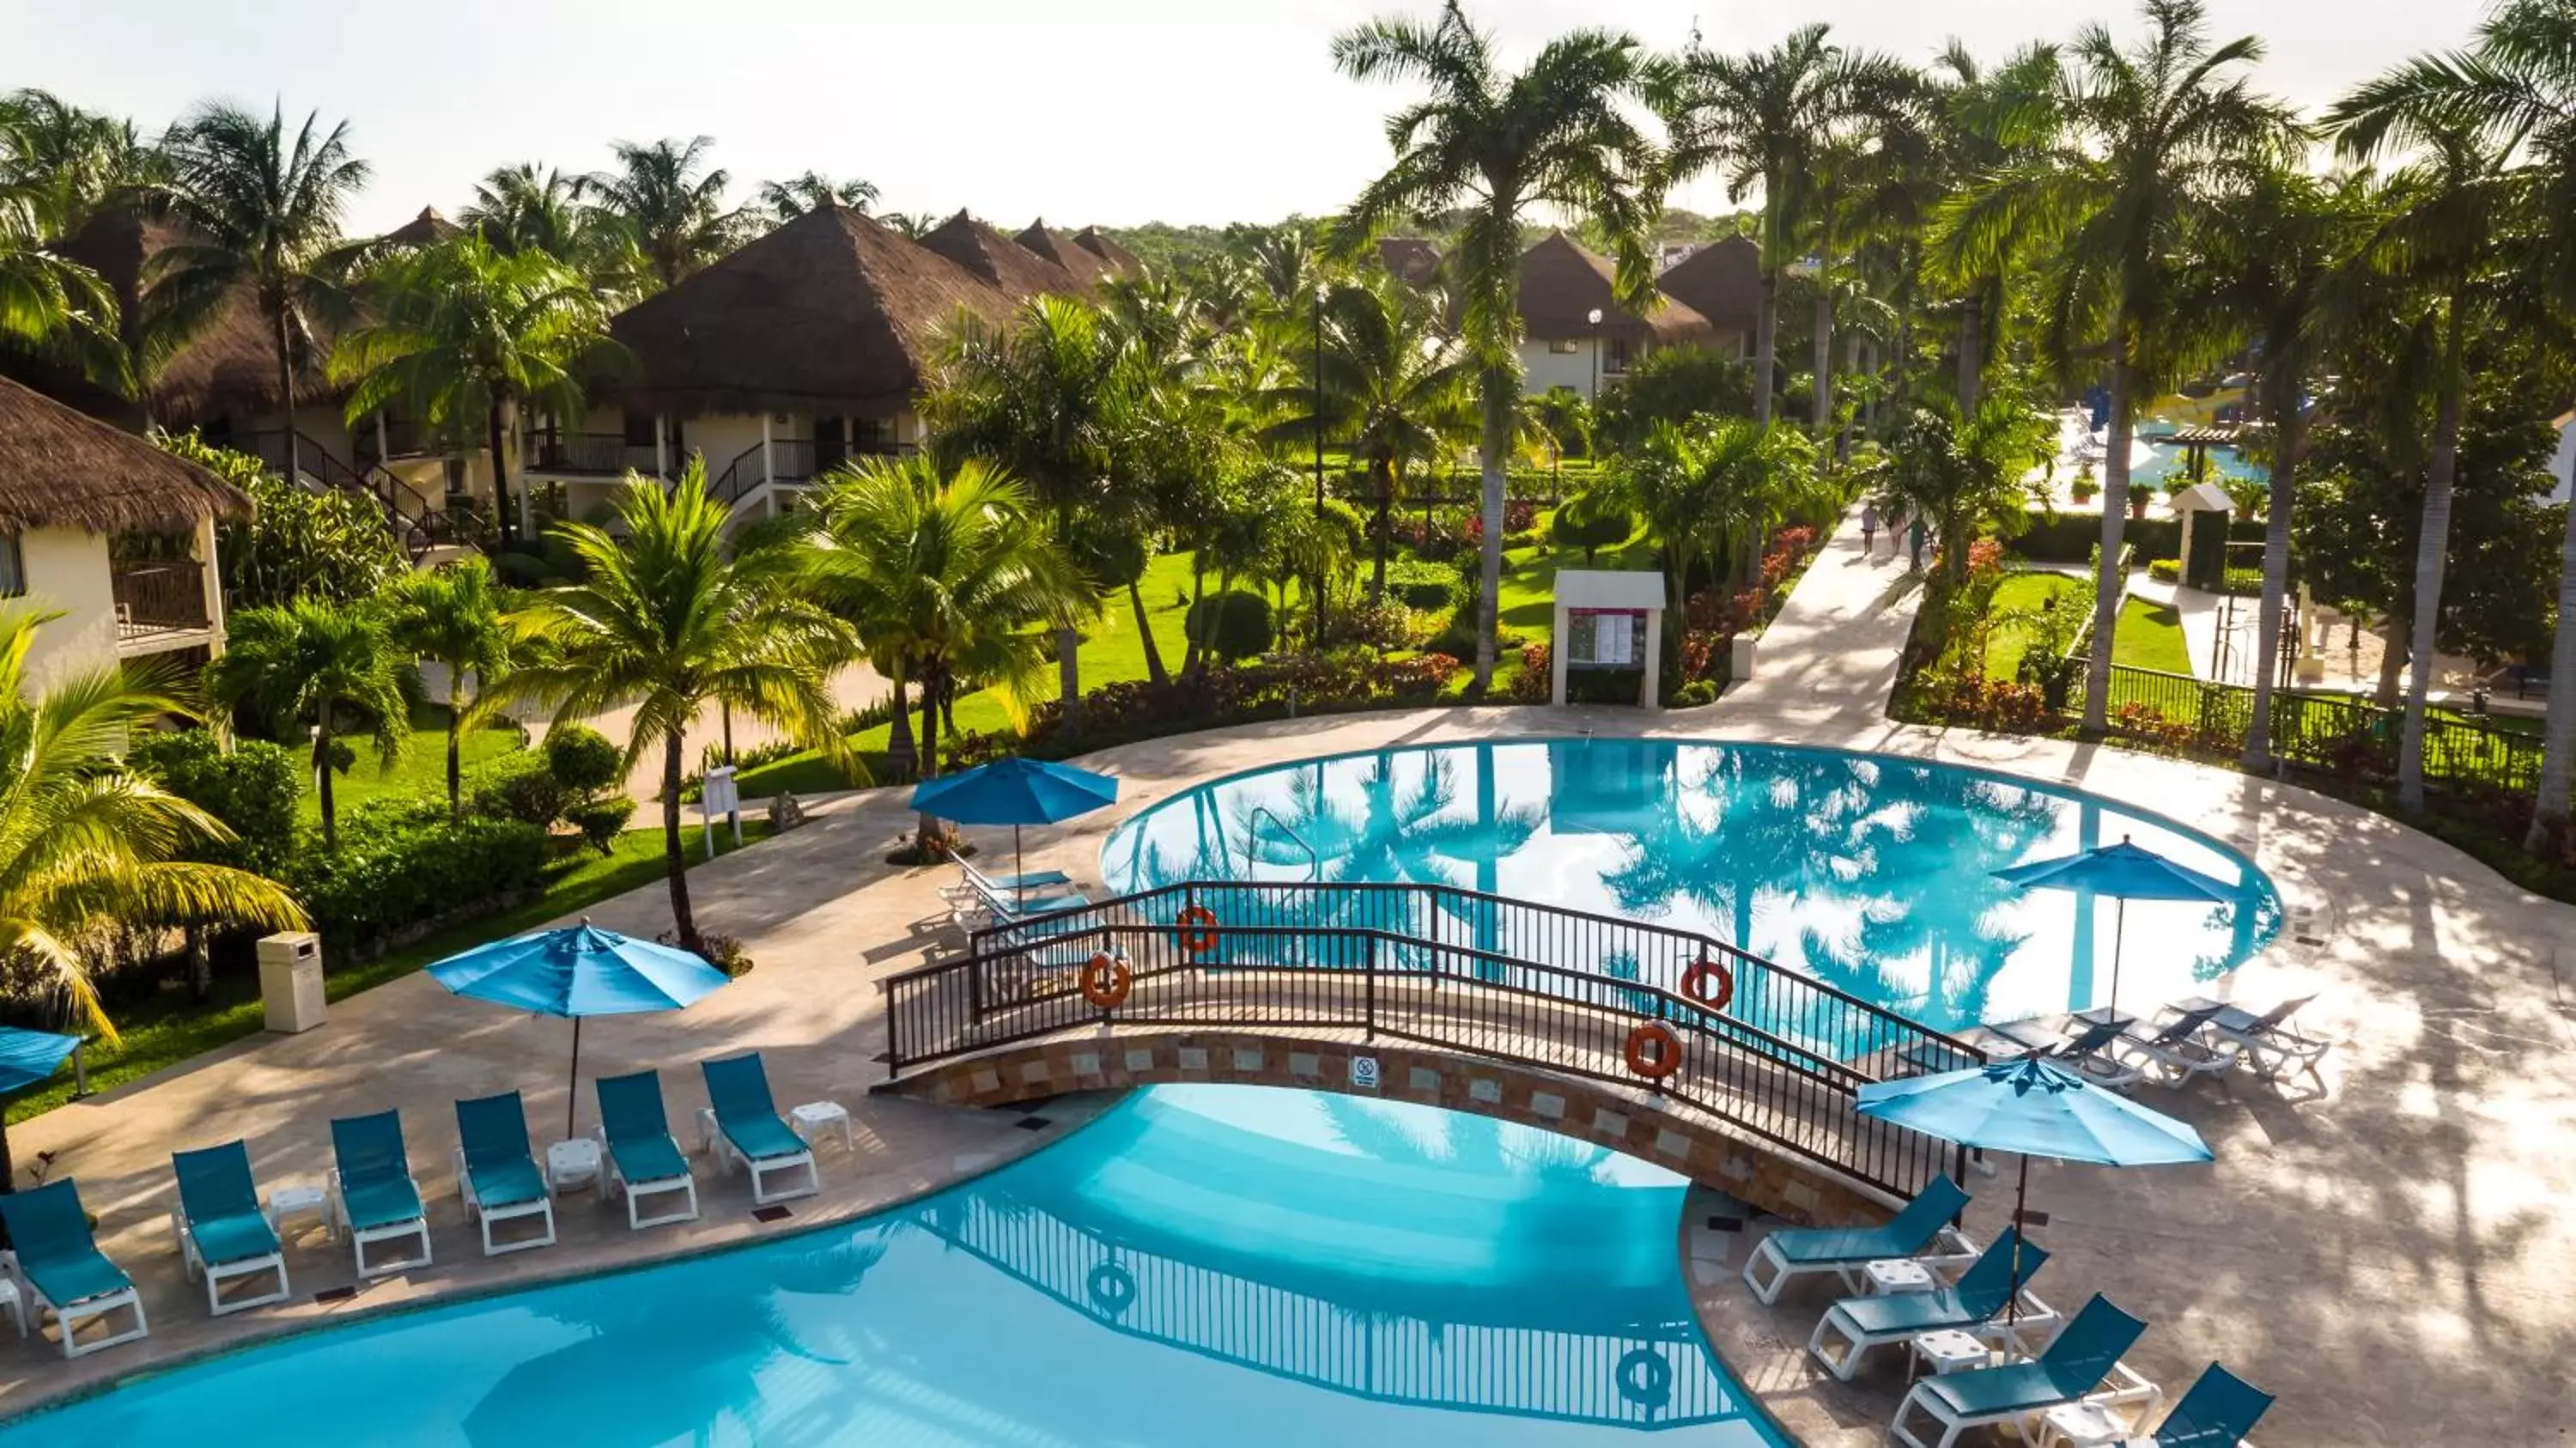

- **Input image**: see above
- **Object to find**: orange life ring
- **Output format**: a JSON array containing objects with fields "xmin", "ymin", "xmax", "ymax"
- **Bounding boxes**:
[
  {"xmin": 1624, "ymin": 1022, "xmax": 1683, "ymax": 1080},
  {"xmin": 1079, "ymin": 952, "xmax": 1133, "ymax": 1009},
  {"xmin": 1177, "ymin": 905, "xmax": 1220, "ymax": 956},
  {"xmin": 1680, "ymin": 958, "xmax": 1735, "ymax": 1013}
]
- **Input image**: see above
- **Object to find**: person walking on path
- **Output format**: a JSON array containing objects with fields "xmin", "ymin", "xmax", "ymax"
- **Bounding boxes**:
[
  {"xmin": 1860, "ymin": 502, "xmax": 1880, "ymax": 557},
  {"xmin": 1907, "ymin": 517, "xmax": 1928, "ymax": 572}
]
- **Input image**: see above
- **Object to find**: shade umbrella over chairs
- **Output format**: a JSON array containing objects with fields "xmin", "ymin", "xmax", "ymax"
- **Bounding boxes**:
[
  {"xmin": 910, "ymin": 757, "xmax": 1120, "ymax": 904},
  {"xmin": 429, "ymin": 919, "xmax": 732, "ymax": 1136},
  {"xmin": 1992, "ymin": 834, "xmax": 2239, "ymax": 1017}
]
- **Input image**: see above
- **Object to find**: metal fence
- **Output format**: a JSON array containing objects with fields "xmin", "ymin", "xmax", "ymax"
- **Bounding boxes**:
[{"xmin": 883, "ymin": 880, "xmax": 1978, "ymax": 1197}]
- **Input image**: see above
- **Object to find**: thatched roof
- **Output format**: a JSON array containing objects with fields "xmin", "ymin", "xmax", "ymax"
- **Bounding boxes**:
[
  {"xmin": 608, "ymin": 204, "xmax": 1018, "ymax": 418},
  {"xmin": 1071, "ymin": 226, "xmax": 1142, "ymax": 276},
  {"xmin": 1376, "ymin": 236, "xmax": 1443, "ymax": 288},
  {"xmin": 381, "ymin": 206, "xmax": 462, "ymax": 249},
  {"xmin": 1517, "ymin": 233, "xmax": 1714, "ymax": 346},
  {"xmin": 921, "ymin": 211, "xmax": 1086, "ymax": 299},
  {"xmin": 1015, "ymin": 221, "xmax": 1118, "ymax": 289},
  {"xmin": 52, "ymin": 208, "xmax": 325, "ymax": 425},
  {"xmin": 1654, "ymin": 236, "xmax": 1761, "ymax": 338},
  {"xmin": 0, "ymin": 374, "xmax": 250, "ymax": 532}
]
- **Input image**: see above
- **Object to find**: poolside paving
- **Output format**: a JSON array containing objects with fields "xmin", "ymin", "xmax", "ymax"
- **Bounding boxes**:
[{"xmin": 3, "ymin": 503, "xmax": 2572, "ymax": 1445}]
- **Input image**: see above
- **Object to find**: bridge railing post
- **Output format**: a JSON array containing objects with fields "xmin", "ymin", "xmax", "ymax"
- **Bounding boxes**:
[{"xmin": 1364, "ymin": 932, "xmax": 1377, "ymax": 1040}]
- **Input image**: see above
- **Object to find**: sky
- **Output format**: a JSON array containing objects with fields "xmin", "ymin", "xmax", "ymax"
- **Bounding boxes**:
[{"xmin": 5, "ymin": 0, "xmax": 2494, "ymax": 236}]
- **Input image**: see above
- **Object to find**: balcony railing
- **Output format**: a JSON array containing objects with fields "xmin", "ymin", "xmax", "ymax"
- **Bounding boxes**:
[
  {"xmin": 112, "ymin": 558, "xmax": 211, "ymax": 641},
  {"xmin": 527, "ymin": 433, "xmax": 654, "ymax": 477}
]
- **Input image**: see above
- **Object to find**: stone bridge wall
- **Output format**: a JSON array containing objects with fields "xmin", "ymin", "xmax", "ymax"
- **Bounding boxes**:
[{"xmin": 875, "ymin": 1028, "xmax": 1899, "ymax": 1229}]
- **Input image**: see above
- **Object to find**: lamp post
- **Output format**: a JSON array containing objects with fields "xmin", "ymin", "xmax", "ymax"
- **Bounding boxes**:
[
  {"xmin": 1312, "ymin": 281, "xmax": 1327, "ymax": 512},
  {"xmin": 1587, "ymin": 307, "xmax": 1605, "ymax": 402}
]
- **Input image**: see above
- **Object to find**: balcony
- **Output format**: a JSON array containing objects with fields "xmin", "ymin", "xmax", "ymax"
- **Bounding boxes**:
[
  {"xmin": 112, "ymin": 558, "xmax": 216, "ymax": 654},
  {"xmin": 527, "ymin": 434, "xmax": 659, "ymax": 478}
]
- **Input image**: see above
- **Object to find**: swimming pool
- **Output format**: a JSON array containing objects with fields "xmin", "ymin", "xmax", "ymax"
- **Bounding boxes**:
[
  {"xmin": 1103, "ymin": 739, "xmax": 2280, "ymax": 1034},
  {"xmin": 0, "ymin": 1086, "xmax": 1786, "ymax": 1445},
  {"xmin": 2133, "ymin": 433, "xmax": 2265, "ymax": 490}
]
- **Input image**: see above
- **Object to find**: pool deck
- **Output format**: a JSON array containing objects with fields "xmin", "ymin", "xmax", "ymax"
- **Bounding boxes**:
[{"xmin": 4, "ymin": 506, "xmax": 2572, "ymax": 1445}]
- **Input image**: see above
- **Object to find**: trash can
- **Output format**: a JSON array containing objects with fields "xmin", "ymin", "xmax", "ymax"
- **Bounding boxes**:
[{"xmin": 258, "ymin": 932, "xmax": 325, "ymax": 1033}]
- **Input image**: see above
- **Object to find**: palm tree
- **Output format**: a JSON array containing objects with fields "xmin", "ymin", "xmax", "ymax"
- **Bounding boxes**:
[
  {"xmin": 1919, "ymin": 42, "xmax": 2066, "ymax": 414},
  {"xmin": 1264, "ymin": 272, "xmax": 1475, "ymax": 599},
  {"xmin": 585, "ymin": 137, "xmax": 750, "ymax": 294},
  {"xmin": 1652, "ymin": 24, "xmax": 1849, "ymax": 427},
  {"xmin": 204, "ymin": 598, "xmax": 410, "ymax": 851},
  {"xmin": 464, "ymin": 162, "xmax": 589, "ymax": 259},
  {"xmin": 149, "ymin": 101, "xmax": 372, "ymax": 490},
  {"xmin": 757, "ymin": 171, "xmax": 878, "ymax": 221},
  {"xmin": 0, "ymin": 192, "xmax": 121, "ymax": 377},
  {"xmin": 796, "ymin": 455, "xmax": 1086, "ymax": 853},
  {"xmin": 497, "ymin": 465, "xmax": 854, "ymax": 952},
  {"xmin": 1608, "ymin": 416, "xmax": 1823, "ymax": 630},
  {"xmin": 1869, "ymin": 397, "xmax": 2055, "ymax": 593},
  {"xmin": 380, "ymin": 558, "xmax": 511, "ymax": 820},
  {"xmin": 2334, "ymin": 0, "xmax": 2576, "ymax": 843},
  {"xmin": 1937, "ymin": 0, "xmax": 2295, "ymax": 733},
  {"xmin": 921, "ymin": 295, "xmax": 1125, "ymax": 734},
  {"xmin": 332, "ymin": 233, "xmax": 613, "ymax": 548},
  {"xmin": 0, "ymin": 606, "xmax": 306, "ymax": 1188},
  {"xmin": 1334, "ymin": 2, "xmax": 1660, "ymax": 692}
]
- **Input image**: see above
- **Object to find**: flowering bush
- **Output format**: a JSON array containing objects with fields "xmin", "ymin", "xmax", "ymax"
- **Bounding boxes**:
[
  {"xmin": 1013, "ymin": 653, "xmax": 1462, "ymax": 754},
  {"xmin": 2109, "ymin": 701, "xmax": 2196, "ymax": 752},
  {"xmin": 1509, "ymin": 642, "xmax": 1552, "ymax": 703}
]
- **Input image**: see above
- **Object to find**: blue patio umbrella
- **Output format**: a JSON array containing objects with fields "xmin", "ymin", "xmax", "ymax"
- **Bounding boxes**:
[
  {"xmin": 430, "ymin": 919, "xmax": 732, "ymax": 1136},
  {"xmin": 1993, "ymin": 835, "xmax": 2239, "ymax": 1016},
  {"xmin": 1860, "ymin": 1055, "xmax": 2212, "ymax": 1322},
  {"xmin": 0, "ymin": 1027, "xmax": 79, "ymax": 1093},
  {"xmin": 910, "ymin": 757, "xmax": 1120, "ymax": 903}
]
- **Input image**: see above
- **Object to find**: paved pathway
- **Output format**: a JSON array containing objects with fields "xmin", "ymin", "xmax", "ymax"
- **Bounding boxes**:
[
  {"xmin": 5, "ymin": 502, "xmax": 2571, "ymax": 1444},
  {"xmin": 1729, "ymin": 501, "xmax": 1928, "ymax": 724}
]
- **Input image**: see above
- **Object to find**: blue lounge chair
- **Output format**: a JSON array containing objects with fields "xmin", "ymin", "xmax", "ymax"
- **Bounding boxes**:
[
  {"xmin": 453, "ymin": 1092, "xmax": 556, "ymax": 1256},
  {"xmin": 700, "ymin": 1054, "xmax": 819, "ymax": 1205},
  {"xmin": 595, "ymin": 1070, "xmax": 699, "ymax": 1230},
  {"xmin": 171, "ymin": 1141, "xmax": 289, "ymax": 1316},
  {"xmin": 1741, "ymin": 1175, "xmax": 1971, "ymax": 1305},
  {"xmin": 328, "ymin": 1110, "xmax": 433, "ymax": 1278},
  {"xmin": 2142, "ymin": 1362, "xmax": 2274, "ymax": 1445},
  {"xmin": 1889, "ymin": 1294, "xmax": 2150, "ymax": 1448},
  {"xmin": 1807, "ymin": 1229, "xmax": 2051, "ymax": 1381},
  {"xmin": 0, "ymin": 1179, "xmax": 146, "ymax": 1357}
]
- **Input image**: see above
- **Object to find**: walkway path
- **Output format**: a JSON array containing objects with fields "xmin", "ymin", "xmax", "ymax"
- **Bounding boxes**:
[{"xmin": 1726, "ymin": 501, "xmax": 1928, "ymax": 724}]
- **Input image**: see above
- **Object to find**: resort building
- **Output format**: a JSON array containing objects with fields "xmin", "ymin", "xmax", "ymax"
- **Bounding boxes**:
[
  {"xmin": 1650, "ymin": 234, "xmax": 1763, "ymax": 360},
  {"xmin": 0, "ymin": 374, "xmax": 245, "ymax": 685},
  {"xmin": 1514, "ymin": 232, "xmax": 1718, "ymax": 400}
]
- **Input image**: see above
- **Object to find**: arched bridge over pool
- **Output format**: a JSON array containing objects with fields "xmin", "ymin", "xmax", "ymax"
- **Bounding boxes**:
[{"xmin": 878, "ymin": 880, "xmax": 1984, "ymax": 1208}]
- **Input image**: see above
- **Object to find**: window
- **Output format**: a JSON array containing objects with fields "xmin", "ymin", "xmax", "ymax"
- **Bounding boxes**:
[
  {"xmin": 0, "ymin": 533, "xmax": 21, "ymax": 598},
  {"xmin": 621, "ymin": 412, "xmax": 658, "ymax": 447},
  {"xmin": 1604, "ymin": 339, "xmax": 1634, "ymax": 374},
  {"xmin": 1546, "ymin": 339, "xmax": 1580, "ymax": 355}
]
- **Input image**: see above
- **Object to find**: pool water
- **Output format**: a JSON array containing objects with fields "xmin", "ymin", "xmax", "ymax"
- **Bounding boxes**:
[
  {"xmin": 2131, "ymin": 434, "xmax": 2265, "ymax": 490},
  {"xmin": 1103, "ymin": 740, "xmax": 2279, "ymax": 1034},
  {"xmin": 2, "ymin": 1086, "xmax": 1786, "ymax": 1445}
]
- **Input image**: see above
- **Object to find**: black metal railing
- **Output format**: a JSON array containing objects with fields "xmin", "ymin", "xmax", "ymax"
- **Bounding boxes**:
[
  {"xmin": 884, "ymin": 880, "xmax": 1979, "ymax": 1197},
  {"xmin": 526, "ymin": 432, "xmax": 646, "ymax": 476},
  {"xmin": 708, "ymin": 437, "xmax": 918, "ymax": 507},
  {"xmin": 111, "ymin": 558, "xmax": 210, "ymax": 636},
  {"xmin": 918, "ymin": 1186, "xmax": 1759, "ymax": 1427},
  {"xmin": 240, "ymin": 429, "xmax": 456, "ymax": 563}
]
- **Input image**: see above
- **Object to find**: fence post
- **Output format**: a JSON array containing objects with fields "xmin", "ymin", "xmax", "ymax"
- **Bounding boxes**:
[
  {"xmin": 1365, "ymin": 933, "xmax": 1377, "ymax": 1040},
  {"xmin": 882, "ymin": 980, "xmax": 901, "ymax": 1080}
]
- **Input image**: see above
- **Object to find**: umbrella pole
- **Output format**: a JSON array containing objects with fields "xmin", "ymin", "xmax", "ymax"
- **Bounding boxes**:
[
  {"xmin": 1015, "ymin": 824, "xmax": 1024, "ymax": 910},
  {"xmin": 567, "ymin": 1015, "xmax": 581, "ymax": 1141},
  {"xmin": 2007, "ymin": 1153, "xmax": 2032, "ymax": 1328},
  {"xmin": 2109, "ymin": 896, "xmax": 2128, "ymax": 1019}
]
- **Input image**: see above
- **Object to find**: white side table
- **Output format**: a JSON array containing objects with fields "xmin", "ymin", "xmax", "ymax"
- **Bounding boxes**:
[
  {"xmin": 2036, "ymin": 1402, "xmax": 2144, "ymax": 1448},
  {"xmin": 1863, "ymin": 1258, "xmax": 1936, "ymax": 1295},
  {"xmin": 545, "ymin": 1137, "xmax": 604, "ymax": 1196},
  {"xmin": 789, "ymin": 1100, "xmax": 854, "ymax": 1154},
  {"xmin": 695, "ymin": 1106, "xmax": 720, "ymax": 1157},
  {"xmin": 265, "ymin": 1183, "xmax": 330, "ymax": 1244},
  {"xmin": 0, "ymin": 1276, "xmax": 23, "ymax": 1339},
  {"xmin": 1910, "ymin": 1329, "xmax": 1996, "ymax": 1380}
]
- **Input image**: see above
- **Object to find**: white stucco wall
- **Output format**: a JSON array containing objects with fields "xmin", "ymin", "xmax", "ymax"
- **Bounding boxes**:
[
  {"xmin": 12, "ymin": 527, "xmax": 118, "ymax": 686},
  {"xmin": 2545, "ymin": 414, "xmax": 2573, "ymax": 507},
  {"xmin": 1518, "ymin": 339, "xmax": 1607, "ymax": 400}
]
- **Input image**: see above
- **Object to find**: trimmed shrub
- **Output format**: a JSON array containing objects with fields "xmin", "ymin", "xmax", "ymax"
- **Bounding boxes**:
[
  {"xmin": 543, "ymin": 724, "xmax": 621, "ymax": 794},
  {"xmin": 1384, "ymin": 558, "xmax": 1458, "ymax": 612},
  {"xmin": 1551, "ymin": 490, "xmax": 1635, "ymax": 562},
  {"xmin": 127, "ymin": 729, "xmax": 302, "ymax": 874},
  {"xmin": 563, "ymin": 797, "xmax": 637, "ymax": 855},
  {"xmin": 1186, "ymin": 589, "xmax": 1273, "ymax": 663},
  {"xmin": 471, "ymin": 751, "xmax": 574, "ymax": 827},
  {"xmin": 285, "ymin": 816, "xmax": 551, "ymax": 953}
]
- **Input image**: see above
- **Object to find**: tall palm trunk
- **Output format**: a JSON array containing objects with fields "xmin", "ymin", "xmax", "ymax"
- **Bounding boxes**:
[
  {"xmin": 884, "ymin": 667, "xmax": 915, "ymax": 780},
  {"xmin": 2081, "ymin": 344, "xmax": 2133, "ymax": 733},
  {"xmin": 273, "ymin": 299, "xmax": 301, "ymax": 486},
  {"xmin": 1753, "ymin": 267, "xmax": 1779, "ymax": 424},
  {"xmin": 314, "ymin": 711, "xmax": 339, "ymax": 849},
  {"xmin": 660, "ymin": 730, "xmax": 700, "ymax": 952},
  {"xmin": 1811, "ymin": 257, "xmax": 1834, "ymax": 435},
  {"xmin": 1955, "ymin": 294, "xmax": 1984, "ymax": 415},
  {"xmin": 2243, "ymin": 372, "xmax": 2303, "ymax": 770},
  {"xmin": 1127, "ymin": 580, "xmax": 1170, "ymax": 685},
  {"xmin": 2397, "ymin": 304, "xmax": 2467, "ymax": 812},
  {"xmin": 496, "ymin": 394, "xmax": 524, "ymax": 546},
  {"xmin": 914, "ymin": 672, "xmax": 945, "ymax": 854},
  {"xmin": 1053, "ymin": 508, "xmax": 1082, "ymax": 738},
  {"xmin": 1184, "ymin": 557, "xmax": 1207, "ymax": 674},
  {"xmin": 445, "ymin": 677, "xmax": 466, "ymax": 822},
  {"xmin": 1370, "ymin": 459, "xmax": 1396, "ymax": 599},
  {"xmin": 2526, "ymin": 497, "xmax": 2576, "ymax": 852},
  {"xmin": 1472, "ymin": 369, "xmax": 1510, "ymax": 691}
]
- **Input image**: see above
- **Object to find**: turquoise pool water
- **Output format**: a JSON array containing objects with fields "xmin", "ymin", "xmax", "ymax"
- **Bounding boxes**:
[
  {"xmin": 2132, "ymin": 433, "xmax": 2266, "ymax": 489},
  {"xmin": 1, "ymin": 1086, "xmax": 1786, "ymax": 1445},
  {"xmin": 1103, "ymin": 739, "xmax": 2280, "ymax": 1034}
]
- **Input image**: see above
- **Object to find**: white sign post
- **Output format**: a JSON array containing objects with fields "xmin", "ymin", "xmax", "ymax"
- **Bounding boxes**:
[{"xmin": 702, "ymin": 766, "xmax": 741, "ymax": 857}]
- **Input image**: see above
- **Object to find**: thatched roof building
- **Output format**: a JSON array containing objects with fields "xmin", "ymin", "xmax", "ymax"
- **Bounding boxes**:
[
  {"xmin": 380, "ymin": 206, "xmax": 463, "ymax": 249},
  {"xmin": 1072, "ymin": 226, "xmax": 1143, "ymax": 276},
  {"xmin": 1015, "ymin": 221, "xmax": 1119, "ymax": 289},
  {"xmin": 921, "ymin": 211, "xmax": 1087, "ymax": 299},
  {"xmin": 0, "ymin": 374, "xmax": 250, "ymax": 533},
  {"xmin": 1376, "ymin": 236, "xmax": 1443, "ymax": 288},
  {"xmin": 41, "ymin": 208, "xmax": 320, "ymax": 426},
  {"xmin": 1653, "ymin": 236, "xmax": 1761, "ymax": 340},
  {"xmin": 608, "ymin": 203, "xmax": 1018, "ymax": 419},
  {"xmin": 1517, "ymin": 233, "xmax": 1715, "ymax": 346}
]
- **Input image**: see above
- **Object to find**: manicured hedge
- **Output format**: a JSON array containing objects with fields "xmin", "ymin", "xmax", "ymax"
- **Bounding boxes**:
[{"xmin": 283, "ymin": 815, "xmax": 553, "ymax": 953}]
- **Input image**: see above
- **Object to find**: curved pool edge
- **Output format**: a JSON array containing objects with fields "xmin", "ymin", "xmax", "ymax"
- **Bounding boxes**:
[
  {"xmin": 1675, "ymin": 1182, "xmax": 1891, "ymax": 1448},
  {"xmin": 0, "ymin": 1091, "xmax": 1130, "ymax": 1430}
]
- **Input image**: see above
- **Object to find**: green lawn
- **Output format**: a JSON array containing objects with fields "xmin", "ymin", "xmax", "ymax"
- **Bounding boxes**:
[
  {"xmin": 2111, "ymin": 596, "xmax": 2195, "ymax": 675},
  {"xmin": 301, "ymin": 703, "xmax": 524, "ymax": 823},
  {"xmin": 1978, "ymin": 571, "xmax": 2087, "ymax": 682},
  {"xmin": 5, "ymin": 820, "xmax": 773, "ymax": 1125}
]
